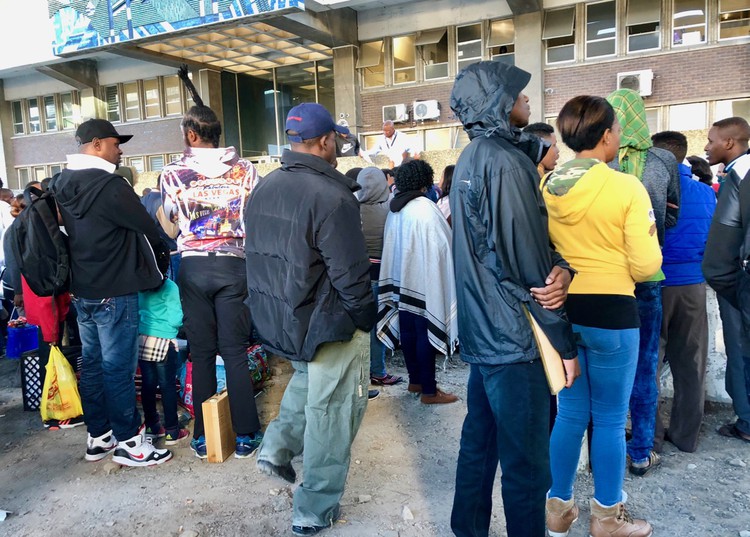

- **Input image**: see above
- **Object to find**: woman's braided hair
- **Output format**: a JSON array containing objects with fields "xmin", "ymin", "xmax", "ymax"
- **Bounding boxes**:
[{"xmin": 178, "ymin": 65, "xmax": 222, "ymax": 148}]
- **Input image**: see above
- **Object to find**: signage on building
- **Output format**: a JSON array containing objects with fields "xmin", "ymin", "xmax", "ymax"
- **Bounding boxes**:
[{"xmin": 48, "ymin": 0, "xmax": 305, "ymax": 55}]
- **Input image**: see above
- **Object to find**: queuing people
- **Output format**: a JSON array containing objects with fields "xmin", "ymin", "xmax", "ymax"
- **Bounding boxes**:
[
  {"xmin": 245, "ymin": 103, "xmax": 376, "ymax": 537},
  {"xmin": 449, "ymin": 61, "xmax": 579, "ymax": 537},
  {"xmin": 543, "ymin": 96, "xmax": 662, "ymax": 537},
  {"xmin": 702, "ymin": 116, "xmax": 750, "ymax": 444},
  {"xmin": 355, "ymin": 167, "xmax": 403, "ymax": 387},
  {"xmin": 377, "ymin": 160, "xmax": 458, "ymax": 404},
  {"xmin": 51, "ymin": 118, "xmax": 172, "ymax": 466},
  {"xmin": 607, "ymin": 88, "xmax": 680, "ymax": 476},
  {"xmin": 524, "ymin": 122, "xmax": 560, "ymax": 177},
  {"xmin": 436, "ymin": 165, "xmax": 454, "ymax": 223},
  {"xmin": 651, "ymin": 131, "xmax": 716, "ymax": 453},
  {"xmin": 161, "ymin": 68, "xmax": 263, "ymax": 459}
]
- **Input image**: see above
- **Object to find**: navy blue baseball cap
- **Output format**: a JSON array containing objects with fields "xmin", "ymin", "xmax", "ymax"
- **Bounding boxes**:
[{"xmin": 285, "ymin": 103, "xmax": 349, "ymax": 143}]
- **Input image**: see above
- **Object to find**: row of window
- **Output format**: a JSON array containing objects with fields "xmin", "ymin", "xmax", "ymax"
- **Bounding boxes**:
[
  {"xmin": 11, "ymin": 75, "xmax": 194, "ymax": 137},
  {"xmin": 11, "ymin": 92, "xmax": 78, "ymax": 136},
  {"xmin": 358, "ymin": 18, "xmax": 515, "ymax": 88},
  {"xmin": 104, "ymin": 75, "xmax": 193, "ymax": 124},
  {"xmin": 358, "ymin": 0, "xmax": 749, "ymax": 87},
  {"xmin": 544, "ymin": 0, "xmax": 749, "ymax": 64}
]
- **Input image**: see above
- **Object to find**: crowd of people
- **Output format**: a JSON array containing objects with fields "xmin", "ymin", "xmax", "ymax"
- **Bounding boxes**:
[{"xmin": 1, "ymin": 59, "xmax": 749, "ymax": 537}]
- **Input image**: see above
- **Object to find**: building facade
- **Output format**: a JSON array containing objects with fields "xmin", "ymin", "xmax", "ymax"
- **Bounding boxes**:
[{"xmin": 0, "ymin": 0, "xmax": 748, "ymax": 188}]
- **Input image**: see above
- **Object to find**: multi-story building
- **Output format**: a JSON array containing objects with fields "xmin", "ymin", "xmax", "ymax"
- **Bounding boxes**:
[{"xmin": 0, "ymin": 0, "xmax": 748, "ymax": 188}]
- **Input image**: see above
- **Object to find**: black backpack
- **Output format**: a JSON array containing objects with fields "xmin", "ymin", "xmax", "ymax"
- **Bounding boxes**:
[{"xmin": 8, "ymin": 186, "xmax": 70, "ymax": 297}]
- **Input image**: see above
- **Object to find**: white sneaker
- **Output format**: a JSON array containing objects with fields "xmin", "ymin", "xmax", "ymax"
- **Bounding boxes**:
[
  {"xmin": 111, "ymin": 428, "xmax": 172, "ymax": 467},
  {"xmin": 85, "ymin": 430, "xmax": 117, "ymax": 462}
]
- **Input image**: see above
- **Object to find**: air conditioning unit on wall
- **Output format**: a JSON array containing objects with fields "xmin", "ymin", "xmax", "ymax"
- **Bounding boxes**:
[
  {"xmin": 382, "ymin": 104, "xmax": 408, "ymax": 123},
  {"xmin": 413, "ymin": 100, "xmax": 440, "ymax": 121},
  {"xmin": 617, "ymin": 69, "xmax": 654, "ymax": 97}
]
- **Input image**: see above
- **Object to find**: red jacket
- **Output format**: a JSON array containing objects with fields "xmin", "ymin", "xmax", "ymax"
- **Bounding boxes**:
[{"xmin": 21, "ymin": 276, "xmax": 71, "ymax": 343}]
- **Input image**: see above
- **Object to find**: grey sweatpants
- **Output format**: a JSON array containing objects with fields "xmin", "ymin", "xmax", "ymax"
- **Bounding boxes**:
[{"xmin": 258, "ymin": 330, "xmax": 369, "ymax": 527}]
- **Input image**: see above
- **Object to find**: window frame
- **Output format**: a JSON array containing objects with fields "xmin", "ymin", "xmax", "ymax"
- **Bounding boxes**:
[
  {"xmin": 672, "ymin": 0, "xmax": 707, "ymax": 47},
  {"xmin": 27, "ymin": 97, "xmax": 41, "ymax": 134},
  {"xmin": 143, "ymin": 78, "xmax": 162, "ymax": 119},
  {"xmin": 417, "ymin": 29, "xmax": 450, "ymax": 81},
  {"xmin": 544, "ymin": 7, "xmax": 577, "ymax": 64},
  {"xmin": 392, "ymin": 34, "xmax": 417, "ymax": 85},
  {"xmin": 488, "ymin": 18, "xmax": 515, "ymax": 65},
  {"xmin": 456, "ymin": 23, "xmax": 484, "ymax": 73},
  {"xmin": 11, "ymin": 100, "xmax": 25, "ymax": 135},
  {"xmin": 718, "ymin": 0, "xmax": 750, "ymax": 41},
  {"xmin": 358, "ymin": 39, "xmax": 386, "ymax": 89},
  {"xmin": 43, "ymin": 94, "xmax": 58, "ymax": 132},
  {"xmin": 626, "ymin": 0, "xmax": 661, "ymax": 52},
  {"xmin": 585, "ymin": 0, "xmax": 618, "ymax": 59}
]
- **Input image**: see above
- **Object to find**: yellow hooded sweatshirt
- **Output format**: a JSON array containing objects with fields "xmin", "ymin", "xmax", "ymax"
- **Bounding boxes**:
[{"xmin": 543, "ymin": 160, "xmax": 662, "ymax": 297}]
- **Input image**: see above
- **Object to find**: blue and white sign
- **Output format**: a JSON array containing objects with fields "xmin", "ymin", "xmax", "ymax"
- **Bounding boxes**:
[{"xmin": 49, "ymin": 0, "xmax": 305, "ymax": 55}]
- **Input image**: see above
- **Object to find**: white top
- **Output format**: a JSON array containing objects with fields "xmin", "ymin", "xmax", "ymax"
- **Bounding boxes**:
[
  {"xmin": 367, "ymin": 131, "xmax": 415, "ymax": 166},
  {"xmin": 65, "ymin": 153, "xmax": 117, "ymax": 173}
]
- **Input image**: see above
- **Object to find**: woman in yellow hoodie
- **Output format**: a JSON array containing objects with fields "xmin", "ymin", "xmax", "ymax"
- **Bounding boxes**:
[{"xmin": 542, "ymin": 96, "xmax": 661, "ymax": 537}]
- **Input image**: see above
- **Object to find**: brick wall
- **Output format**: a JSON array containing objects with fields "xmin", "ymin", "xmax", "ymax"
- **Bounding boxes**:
[
  {"xmin": 360, "ymin": 81, "xmax": 457, "ymax": 132},
  {"xmin": 543, "ymin": 44, "xmax": 750, "ymax": 116},
  {"xmin": 11, "ymin": 117, "xmax": 184, "ymax": 167}
]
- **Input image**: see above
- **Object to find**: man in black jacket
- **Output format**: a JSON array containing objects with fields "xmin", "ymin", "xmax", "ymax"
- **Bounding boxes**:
[
  {"xmin": 52, "ymin": 119, "xmax": 171, "ymax": 467},
  {"xmin": 702, "ymin": 116, "xmax": 750, "ymax": 443},
  {"xmin": 449, "ymin": 62, "xmax": 579, "ymax": 537},
  {"xmin": 245, "ymin": 103, "xmax": 376, "ymax": 537}
]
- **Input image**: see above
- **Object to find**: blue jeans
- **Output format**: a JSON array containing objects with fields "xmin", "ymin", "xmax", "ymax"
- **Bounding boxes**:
[
  {"xmin": 549, "ymin": 325, "xmax": 639, "ymax": 506},
  {"xmin": 369, "ymin": 282, "xmax": 387, "ymax": 377},
  {"xmin": 451, "ymin": 360, "xmax": 550, "ymax": 537},
  {"xmin": 628, "ymin": 282, "xmax": 662, "ymax": 463},
  {"xmin": 139, "ymin": 346, "xmax": 179, "ymax": 433},
  {"xmin": 76, "ymin": 294, "xmax": 141, "ymax": 440},
  {"xmin": 717, "ymin": 295, "xmax": 750, "ymax": 435}
]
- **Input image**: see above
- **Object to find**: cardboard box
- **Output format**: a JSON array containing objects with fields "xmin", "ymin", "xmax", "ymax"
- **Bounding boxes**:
[{"xmin": 202, "ymin": 390, "xmax": 235, "ymax": 463}]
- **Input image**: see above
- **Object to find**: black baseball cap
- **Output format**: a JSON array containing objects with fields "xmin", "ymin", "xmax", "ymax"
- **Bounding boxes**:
[{"xmin": 75, "ymin": 118, "xmax": 133, "ymax": 145}]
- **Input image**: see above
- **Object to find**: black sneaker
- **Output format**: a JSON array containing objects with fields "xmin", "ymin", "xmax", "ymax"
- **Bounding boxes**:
[
  {"xmin": 629, "ymin": 450, "xmax": 661, "ymax": 476},
  {"xmin": 58, "ymin": 416, "xmax": 85, "ymax": 429},
  {"xmin": 85, "ymin": 430, "xmax": 117, "ymax": 462},
  {"xmin": 368, "ymin": 389, "xmax": 380, "ymax": 400},
  {"xmin": 257, "ymin": 458, "xmax": 296, "ymax": 484},
  {"xmin": 112, "ymin": 430, "xmax": 172, "ymax": 467},
  {"xmin": 292, "ymin": 524, "xmax": 331, "ymax": 536}
]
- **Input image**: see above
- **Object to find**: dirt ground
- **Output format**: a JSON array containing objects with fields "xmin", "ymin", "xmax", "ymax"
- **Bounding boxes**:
[{"xmin": 1, "ymin": 352, "xmax": 749, "ymax": 537}]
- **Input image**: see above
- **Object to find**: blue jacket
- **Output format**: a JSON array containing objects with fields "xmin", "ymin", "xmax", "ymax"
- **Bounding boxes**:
[{"xmin": 662, "ymin": 163, "xmax": 716, "ymax": 286}]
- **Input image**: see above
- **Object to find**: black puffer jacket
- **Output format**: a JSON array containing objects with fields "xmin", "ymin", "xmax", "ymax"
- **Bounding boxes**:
[
  {"xmin": 244, "ymin": 150, "xmax": 376, "ymax": 362},
  {"xmin": 450, "ymin": 61, "xmax": 577, "ymax": 365}
]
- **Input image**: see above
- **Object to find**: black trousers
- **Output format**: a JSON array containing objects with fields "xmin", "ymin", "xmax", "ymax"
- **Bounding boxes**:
[{"xmin": 178, "ymin": 255, "xmax": 260, "ymax": 439}]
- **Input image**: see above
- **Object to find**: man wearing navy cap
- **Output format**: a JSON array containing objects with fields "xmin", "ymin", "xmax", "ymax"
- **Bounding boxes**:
[{"xmin": 245, "ymin": 103, "xmax": 376, "ymax": 536}]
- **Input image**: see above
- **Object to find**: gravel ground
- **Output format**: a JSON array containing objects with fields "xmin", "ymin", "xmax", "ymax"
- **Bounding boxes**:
[{"xmin": 0, "ymin": 353, "xmax": 749, "ymax": 537}]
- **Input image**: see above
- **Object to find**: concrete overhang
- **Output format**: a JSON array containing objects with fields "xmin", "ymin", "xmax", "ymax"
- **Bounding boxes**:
[
  {"xmin": 35, "ymin": 59, "xmax": 99, "ymax": 90},
  {"xmin": 506, "ymin": 0, "xmax": 543, "ymax": 15}
]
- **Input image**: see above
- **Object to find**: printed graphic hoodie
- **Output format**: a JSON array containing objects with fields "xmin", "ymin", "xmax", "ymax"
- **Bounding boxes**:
[{"xmin": 161, "ymin": 147, "xmax": 259, "ymax": 257}]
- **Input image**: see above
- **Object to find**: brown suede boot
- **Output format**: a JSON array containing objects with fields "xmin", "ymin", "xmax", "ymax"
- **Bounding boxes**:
[
  {"xmin": 420, "ymin": 388, "xmax": 458, "ymax": 404},
  {"xmin": 589, "ymin": 499, "xmax": 652, "ymax": 537},
  {"xmin": 546, "ymin": 497, "xmax": 578, "ymax": 537}
]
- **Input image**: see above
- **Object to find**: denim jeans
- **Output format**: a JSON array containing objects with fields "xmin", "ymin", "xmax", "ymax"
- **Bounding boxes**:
[
  {"xmin": 76, "ymin": 294, "xmax": 141, "ymax": 440},
  {"xmin": 178, "ymin": 255, "xmax": 260, "ymax": 438},
  {"xmin": 628, "ymin": 282, "xmax": 662, "ymax": 463},
  {"xmin": 257, "ymin": 330, "xmax": 369, "ymax": 528},
  {"xmin": 717, "ymin": 295, "xmax": 750, "ymax": 435},
  {"xmin": 399, "ymin": 310, "xmax": 437, "ymax": 395},
  {"xmin": 139, "ymin": 345, "xmax": 179, "ymax": 433},
  {"xmin": 549, "ymin": 325, "xmax": 639, "ymax": 506},
  {"xmin": 369, "ymin": 282, "xmax": 387, "ymax": 378},
  {"xmin": 451, "ymin": 360, "xmax": 551, "ymax": 537}
]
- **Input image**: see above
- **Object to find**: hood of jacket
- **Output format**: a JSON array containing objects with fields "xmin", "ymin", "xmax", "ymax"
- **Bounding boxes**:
[
  {"xmin": 544, "ymin": 160, "xmax": 610, "ymax": 226},
  {"xmin": 179, "ymin": 146, "xmax": 240, "ymax": 178},
  {"xmin": 450, "ymin": 61, "xmax": 546, "ymax": 164},
  {"xmin": 52, "ymin": 167, "xmax": 121, "ymax": 219},
  {"xmin": 356, "ymin": 167, "xmax": 389, "ymax": 204}
]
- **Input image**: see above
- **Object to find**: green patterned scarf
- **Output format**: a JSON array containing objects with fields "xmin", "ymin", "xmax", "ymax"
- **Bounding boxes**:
[{"xmin": 606, "ymin": 89, "xmax": 652, "ymax": 181}]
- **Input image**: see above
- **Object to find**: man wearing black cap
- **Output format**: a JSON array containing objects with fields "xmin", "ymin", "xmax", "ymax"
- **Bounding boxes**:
[
  {"xmin": 245, "ymin": 103, "xmax": 376, "ymax": 536},
  {"xmin": 51, "ymin": 118, "xmax": 172, "ymax": 467}
]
